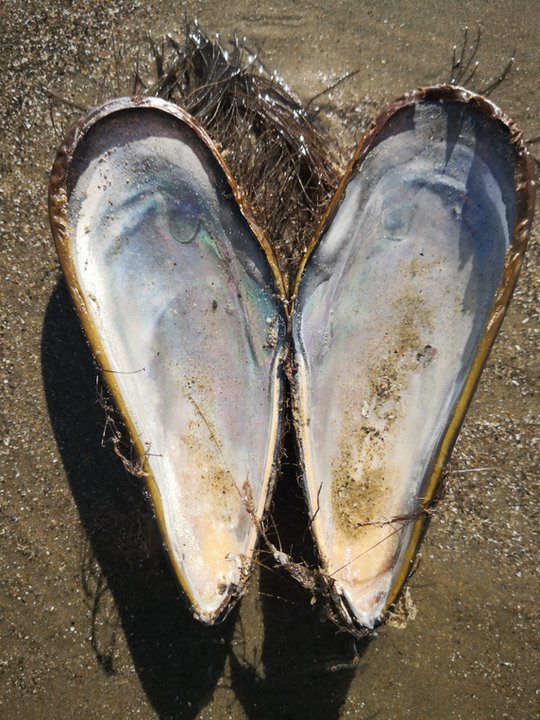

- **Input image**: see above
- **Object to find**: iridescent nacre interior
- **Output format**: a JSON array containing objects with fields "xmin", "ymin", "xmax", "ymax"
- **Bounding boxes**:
[
  {"xmin": 66, "ymin": 105, "xmax": 285, "ymax": 621},
  {"xmin": 292, "ymin": 99, "xmax": 519, "ymax": 628}
]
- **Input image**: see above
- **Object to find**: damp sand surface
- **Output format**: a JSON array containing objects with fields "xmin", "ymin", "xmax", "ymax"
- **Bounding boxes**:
[{"xmin": 1, "ymin": 2, "xmax": 539, "ymax": 718}]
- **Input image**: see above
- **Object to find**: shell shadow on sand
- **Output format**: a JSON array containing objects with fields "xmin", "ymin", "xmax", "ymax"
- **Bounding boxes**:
[{"xmin": 41, "ymin": 280, "xmax": 368, "ymax": 719}]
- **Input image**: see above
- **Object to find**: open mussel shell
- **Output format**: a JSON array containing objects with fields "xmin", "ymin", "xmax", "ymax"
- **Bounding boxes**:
[
  {"xmin": 49, "ymin": 97, "xmax": 287, "ymax": 623},
  {"xmin": 291, "ymin": 85, "xmax": 535, "ymax": 630}
]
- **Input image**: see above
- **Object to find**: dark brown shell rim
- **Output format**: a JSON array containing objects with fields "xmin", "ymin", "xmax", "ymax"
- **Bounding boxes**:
[
  {"xmin": 48, "ymin": 96, "xmax": 287, "ymax": 624},
  {"xmin": 290, "ymin": 84, "xmax": 535, "ymax": 630}
]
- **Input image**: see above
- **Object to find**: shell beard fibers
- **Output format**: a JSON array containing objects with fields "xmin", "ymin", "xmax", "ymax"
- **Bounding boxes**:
[
  {"xmin": 49, "ymin": 85, "xmax": 534, "ymax": 632},
  {"xmin": 291, "ymin": 89, "xmax": 534, "ymax": 629}
]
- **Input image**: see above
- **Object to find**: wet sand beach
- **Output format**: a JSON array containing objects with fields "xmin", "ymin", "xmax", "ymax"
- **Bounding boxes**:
[{"xmin": 0, "ymin": 1, "xmax": 538, "ymax": 718}]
